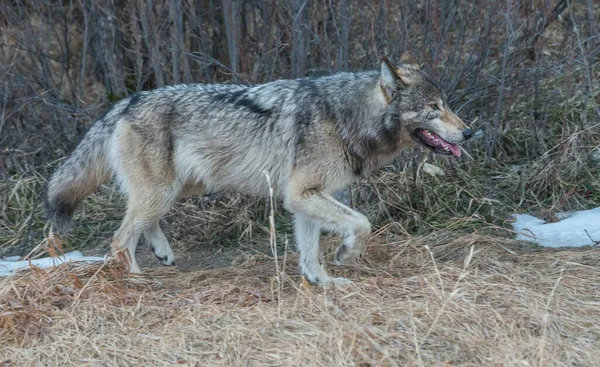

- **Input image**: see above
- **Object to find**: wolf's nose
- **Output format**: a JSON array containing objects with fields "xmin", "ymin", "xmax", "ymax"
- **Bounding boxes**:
[{"xmin": 462, "ymin": 128, "xmax": 473, "ymax": 140}]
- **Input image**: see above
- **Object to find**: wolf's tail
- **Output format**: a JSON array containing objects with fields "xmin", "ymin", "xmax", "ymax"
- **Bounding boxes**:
[{"xmin": 44, "ymin": 114, "xmax": 116, "ymax": 232}]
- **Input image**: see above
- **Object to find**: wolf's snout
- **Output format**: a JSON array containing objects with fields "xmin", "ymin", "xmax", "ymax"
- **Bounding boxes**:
[{"xmin": 462, "ymin": 128, "xmax": 472, "ymax": 140}]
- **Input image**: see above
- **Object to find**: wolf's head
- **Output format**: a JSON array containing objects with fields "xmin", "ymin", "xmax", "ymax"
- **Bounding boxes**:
[{"xmin": 379, "ymin": 52, "xmax": 471, "ymax": 157}]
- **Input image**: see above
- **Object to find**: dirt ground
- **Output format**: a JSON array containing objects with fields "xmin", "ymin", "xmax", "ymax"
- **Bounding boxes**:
[{"xmin": 2, "ymin": 229, "xmax": 600, "ymax": 367}]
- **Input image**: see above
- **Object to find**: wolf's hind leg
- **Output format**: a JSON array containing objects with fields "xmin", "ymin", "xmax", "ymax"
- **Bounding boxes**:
[
  {"xmin": 111, "ymin": 213, "xmax": 144, "ymax": 274},
  {"xmin": 112, "ymin": 187, "xmax": 178, "ymax": 273},
  {"xmin": 144, "ymin": 222, "xmax": 175, "ymax": 266},
  {"xmin": 140, "ymin": 181, "xmax": 206, "ymax": 266}
]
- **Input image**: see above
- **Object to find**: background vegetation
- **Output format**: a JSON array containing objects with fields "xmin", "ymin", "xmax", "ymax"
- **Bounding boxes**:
[{"xmin": 0, "ymin": 0, "xmax": 598, "ymax": 256}]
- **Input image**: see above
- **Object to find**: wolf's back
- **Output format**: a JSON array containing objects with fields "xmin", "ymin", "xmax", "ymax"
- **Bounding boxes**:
[{"xmin": 44, "ymin": 110, "xmax": 119, "ymax": 232}]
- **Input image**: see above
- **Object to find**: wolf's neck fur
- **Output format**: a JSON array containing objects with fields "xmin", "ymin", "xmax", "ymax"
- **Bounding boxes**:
[{"xmin": 314, "ymin": 70, "xmax": 405, "ymax": 176}]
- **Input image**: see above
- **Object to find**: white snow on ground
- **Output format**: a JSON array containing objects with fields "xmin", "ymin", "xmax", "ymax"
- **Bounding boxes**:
[
  {"xmin": 512, "ymin": 207, "xmax": 600, "ymax": 248},
  {"xmin": 0, "ymin": 251, "xmax": 106, "ymax": 277}
]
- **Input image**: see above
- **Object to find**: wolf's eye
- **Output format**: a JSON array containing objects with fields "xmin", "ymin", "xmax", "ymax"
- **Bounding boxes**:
[{"xmin": 429, "ymin": 103, "xmax": 439, "ymax": 111}]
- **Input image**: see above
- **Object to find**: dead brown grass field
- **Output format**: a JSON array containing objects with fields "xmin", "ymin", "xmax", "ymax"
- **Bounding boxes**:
[{"xmin": 1, "ymin": 230, "xmax": 599, "ymax": 367}]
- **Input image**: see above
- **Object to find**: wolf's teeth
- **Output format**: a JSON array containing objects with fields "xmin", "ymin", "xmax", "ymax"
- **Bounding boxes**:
[{"xmin": 444, "ymin": 146, "xmax": 449, "ymax": 150}]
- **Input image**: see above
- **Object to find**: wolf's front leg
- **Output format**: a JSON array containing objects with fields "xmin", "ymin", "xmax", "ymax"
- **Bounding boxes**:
[
  {"xmin": 293, "ymin": 214, "xmax": 355, "ymax": 285},
  {"xmin": 287, "ymin": 189, "xmax": 371, "ymax": 285}
]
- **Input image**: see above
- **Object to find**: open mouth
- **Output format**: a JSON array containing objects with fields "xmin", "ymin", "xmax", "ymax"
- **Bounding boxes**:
[{"xmin": 413, "ymin": 129, "xmax": 462, "ymax": 157}]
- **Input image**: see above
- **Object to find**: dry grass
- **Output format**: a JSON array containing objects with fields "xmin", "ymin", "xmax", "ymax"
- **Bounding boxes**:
[{"xmin": 1, "ymin": 230, "xmax": 599, "ymax": 367}]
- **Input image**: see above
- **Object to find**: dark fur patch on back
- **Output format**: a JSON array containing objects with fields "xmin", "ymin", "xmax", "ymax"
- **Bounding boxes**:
[
  {"xmin": 235, "ymin": 97, "xmax": 272, "ymax": 118},
  {"xmin": 212, "ymin": 89, "xmax": 245, "ymax": 104},
  {"xmin": 122, "ymin": 93, "xmax": 145, "ymax": 116},
  {"xmin": 212, "ymin": 89, "xmax": 273, "ymax": 118}
]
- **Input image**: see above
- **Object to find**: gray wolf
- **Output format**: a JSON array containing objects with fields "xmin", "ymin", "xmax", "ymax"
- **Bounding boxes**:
[{"xmin": 44, "ymin": 52, "xmax": 472, "ymax": 285}]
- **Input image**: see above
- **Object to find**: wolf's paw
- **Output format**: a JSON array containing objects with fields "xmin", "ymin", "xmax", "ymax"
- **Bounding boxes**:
[
  {"xmin": 334, "ymin": 244, "xmax": 361, "ymax": 265},
  {"xmin": 302, "ymin": 271, "xmax": 353, "ymax": 287},
  {"xmin": 152, "ymin": 246, "xmax": 175, "ymax": 266}
]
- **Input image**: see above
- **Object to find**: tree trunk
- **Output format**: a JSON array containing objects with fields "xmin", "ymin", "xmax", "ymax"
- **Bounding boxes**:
[
  {"xmin": 291, "ymin": 0, "xmax": 308, "ymax": 78},
  {"xmin": 222, "ymin": 0, "xmax": 242, "ymax": 82}
]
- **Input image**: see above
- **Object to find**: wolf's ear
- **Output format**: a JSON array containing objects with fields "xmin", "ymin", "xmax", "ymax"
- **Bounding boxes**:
[
  {"xmin": 394, "ymin": 51, "xmax": 420, "ymax": 86},
  {"xmin": 399, "ymin": 51, "xmax": 419, "ymax": 70},
  {"xmin": 380, "ymin": 57, "xmax": 400, "ymax": 103}
]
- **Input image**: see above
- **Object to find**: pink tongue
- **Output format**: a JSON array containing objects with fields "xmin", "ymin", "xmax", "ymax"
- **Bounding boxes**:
[
  {"xmin": 449, "ymin": 144, "xmax": 461, "ymax": 157},
  {"xmin": 436, "ymin": 135, "xmax": 462, "ymax": 157}
]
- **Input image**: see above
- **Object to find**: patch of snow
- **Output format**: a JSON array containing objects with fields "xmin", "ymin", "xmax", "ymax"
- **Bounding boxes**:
[
  {"xmin": 423, "ymin": 163, "xmax": 445, "ymax": 177},
  {"xmin": 0, "ymin": 251, "xmax": 106, "ymax": 277},
  {"xmin": 512, "ymin": 207, "xmax": 600, "ymax": 248}
]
